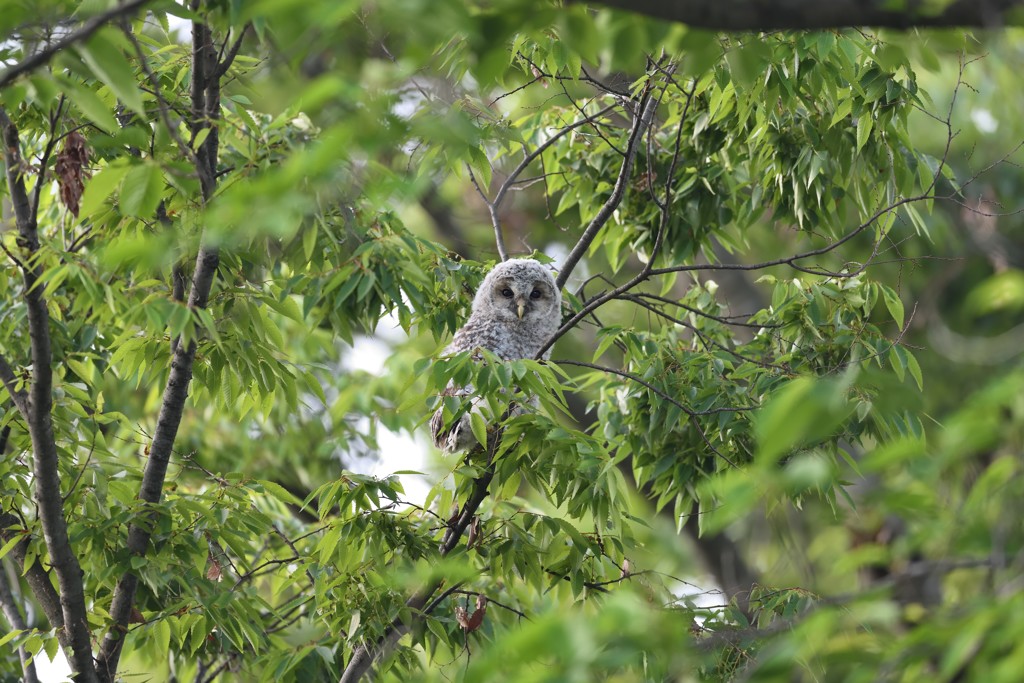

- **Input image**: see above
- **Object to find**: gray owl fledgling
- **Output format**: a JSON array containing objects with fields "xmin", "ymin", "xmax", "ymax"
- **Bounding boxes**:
[{"xmin": 429, "ymin": 259, "xmax": 562, "ymax": 453}]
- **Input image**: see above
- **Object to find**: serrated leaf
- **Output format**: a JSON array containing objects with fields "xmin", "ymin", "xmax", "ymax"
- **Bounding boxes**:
[
  {"xmin": 905, "ymin": 349, "xmax": 923, "ymax": 390},
  {"xmin": 302, "ymin": 224, "xmax": 317, "ymax": 262},
  {"xmin": 80, "ymin": 162, "xmax": 131, "ymax": 217},
  {"xmin": 119, "ymin": 162, "xmax": 163, "ymax": 217},
  {"xmin": 79, "ymin": 31, "xmax": 145, "ymax": 115},
  {"xmin": 888, "ymin": 347, "xmax": 905, "ymax": 382},
  {"xmin": 0, "ymin": 629, "xmax": 21, "ymax": 649},
  {"xmin": 60, "ymin": 77, "xmax": 119, "ymax": 133},
  {"xmin": 881, "ymin": 286, "xmax": 904, "ymax": 329},
  {"xmin": 154, "ymin": 619, "xmax": 171, "ymax": 657},
  {"xmin": 0, "ymin": 535, "xmax": 21, "ymax": 562},
  {"xmin": 469, "ymin": 410, "xmax": 487, "ymax": 448},
  {"xmin": 856, "ymin": 111, "xmax": 873, "ymax": 151},
  {"xmin": 256, "ymin": 479, "xmax": 304, "ymax": 507}
]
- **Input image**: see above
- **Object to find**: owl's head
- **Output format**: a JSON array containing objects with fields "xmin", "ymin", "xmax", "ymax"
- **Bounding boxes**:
[{"xmin": 473, "ymin": 259, "xmax": 561, "ymax": 327}]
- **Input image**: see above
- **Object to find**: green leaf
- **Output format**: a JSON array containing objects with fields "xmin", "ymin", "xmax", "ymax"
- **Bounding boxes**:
[
  {"xmin": 965, "ymin": 270, "xmax": 1024, "ymax": 314},
  {"xmin": 856, "ymin": 111, "xmax": 874, "ymax": 151},
  {"xmin": 830, "ymin": 96, "xmax": 852, "ymax": 128},
  {"xmin": 78, "ymin": 31, "xmax": 145, "ymax": 115},
  {"xmin": 755, "ymin": 377, "xmax": 850, "ymax": 463},
  {"xmin": 905, "ymin": 350, "xmax": 923, "ymax": 390},
  {"xmin": 881, "ymin": 285, "xmax": 904, "ymax": 329},
  {"xmin": 888, "ymin": 346, "xmax": 905, "ymax": 383},
  {"xmin": 119, "ymin": 162, "xmax": 164, "ymax": 217},
  {"xmin": 60, "ymin": 76, "xmax": 120, "ymax": 133},
  {"xmin": 0, "ymin": 534, "xmax": 21, "ymax": 562},
  {"xmin": 0, "ymin": 629, "xmax": 21, "ymax": 648},
  {"xmin": 256, "ymin": 479, "xmax": 304, "ymax": 507},
  {"xmin": 80, "ymin": 162, "xmax": 132, "ymax": 217},
  {"xmin": 469, "ymin": 410, "xmax": 488, "ymax": 448},
  {"xmin": 154, "ymin": 619, "xmax": 171, "ymax": 657},
  {"xmin": 302, "ymin": 224, "xmax": 318, "ymax": 262}
]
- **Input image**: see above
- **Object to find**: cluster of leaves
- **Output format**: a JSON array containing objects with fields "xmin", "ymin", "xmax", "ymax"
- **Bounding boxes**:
[{"xmin": 522, "ymin": 30, "xmax": 942, "ymax": 271}]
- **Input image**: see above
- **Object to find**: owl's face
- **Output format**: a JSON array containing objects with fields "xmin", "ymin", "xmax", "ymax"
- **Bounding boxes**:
[{"xmin": 474, "ymin": 259, "xmax": 561, "ymax": 327}]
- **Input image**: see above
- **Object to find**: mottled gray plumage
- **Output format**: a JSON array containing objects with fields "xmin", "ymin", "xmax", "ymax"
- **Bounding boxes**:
[{"xmin": 430, "ymin": 259, "xmax": 562, "ymax": 452}]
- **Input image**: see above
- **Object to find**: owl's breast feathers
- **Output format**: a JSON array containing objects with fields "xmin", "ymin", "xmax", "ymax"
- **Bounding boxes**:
[
  {"xmin": 447, "ymin": 314, "xmax": 556, "ymax": 360},
  {"xmin": 431, "ymin": 260, "xmax": 560, "ymax": 453}
]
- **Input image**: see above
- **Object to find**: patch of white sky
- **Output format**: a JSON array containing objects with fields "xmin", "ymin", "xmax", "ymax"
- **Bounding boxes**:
[
  {"xmin": 339, "ymin": 312, "xmax": 437, "ymax": 503},
  {"xmin": 970, "ymin": 107, "xmax": 998, "ymax": 134}
]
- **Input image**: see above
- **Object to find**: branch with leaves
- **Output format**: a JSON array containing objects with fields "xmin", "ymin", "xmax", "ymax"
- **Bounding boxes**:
[
  {"xmin": 583, "ymin": 0, "xmax": 1024, "ymax": 30},
  {"xmin": 0, "ymin": 0, "xmax": 154, "ymax": 89},
  {"xmin": 94, "ymin": 10, "xmax": 235, "ymax": 678},
  {"xmin": 0, "ymin": 560, "xmax": 40, "ymax": 683},
  {"xmin": 1, "ymin": 104, "xmax": 98, "ymax": 682}
]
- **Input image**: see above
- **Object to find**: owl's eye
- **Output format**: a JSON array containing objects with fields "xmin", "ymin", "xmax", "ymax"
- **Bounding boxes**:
[
  {"xmin": 501, "ymin": 288, "xmax": 514, "ymax": 298},
  {"xmin": 530, "ymin": 289, "xmax": 542, "ymax": 300}
]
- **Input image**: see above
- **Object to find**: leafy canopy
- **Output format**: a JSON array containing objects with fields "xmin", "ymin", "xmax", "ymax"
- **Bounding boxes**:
[{"xmin": 1, "ymin": 2, "xmax": 1022, "ymax": 683}]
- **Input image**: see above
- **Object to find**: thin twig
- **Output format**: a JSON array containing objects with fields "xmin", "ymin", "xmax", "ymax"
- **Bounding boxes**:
[
  {"xmin": 31, "ymin": 95, "xmax": 67, "ymax": 220},
  {"xmin": 0, "ymin": 0, "xmax": 154, "ymax": 89},
  {"xmin": 555, "ymin": 81, "xmax": 661, "ymax": 290},
  {"xmin": 0, "ymin": 563, "xmax": 41, "ymax": 683},
  {"xmin": 0, "ymin": 353, "xmax": 28, "ymax": 414},
  {"xmin": 450, "ymin": 590, "xmax": 529, "ymax": 620},
  {"xmin": 556, "ymin": 358, "xmax": 742, "ymax": 467},
  {"xmin": 472, "ymin": 102, "xmax": 618, "ymax": 261}
]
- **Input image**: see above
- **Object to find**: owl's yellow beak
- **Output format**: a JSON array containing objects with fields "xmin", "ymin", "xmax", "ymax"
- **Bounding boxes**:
[{"xmin": 516, "ymin": 300, "xmax": 526, "ymax": 319}]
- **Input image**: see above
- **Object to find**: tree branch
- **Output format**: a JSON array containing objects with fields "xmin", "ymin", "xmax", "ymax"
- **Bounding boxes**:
[
  {"xmin": 339, "ymin": 429, "xmax": 507, "ymax": 683},
  {"xmin": 0, "ymin": 106, "xmax": 98, "ymax": 683},
  {"xmin": 0, "ymin": 560, "xmax": 41, "ymax": 683},
  {"xmin": 30, "ymin": 97, "xmax": 66, "ymax": 222},
  {"xmin": 0, "ymin": 353, "xmax": 28, "ymax": 414},
  {"xmin": 555, "ymin": 359, "xmax": 740, "ymax": 467},
  {"xmin": 581, "ymin": 0, "xmax": 1023, "ymax": 30},
  {"xmin": 0, "ymin": 515, "xmax": 70, "ymax": 656},
  {"xmin": 212, "ymin": 24, "xmax": 250, "ymax": 79},
  {"xmin": 539, "ymin": 67, "xmax": 693, "ymax": 358},
  {"xmin": 95, "ymin": 12, "xmax": 223, "ymax": 680},
  {"xmin": 555, "ymin": 81, "xmax": 659, "ymax": 290},
  {"xmin": 0, "ymin": 0, "xmax": 154, "ymax": 90},
  {"xmin": 475, "ymin": 102, "xmax": 619, "ymax": 261}
]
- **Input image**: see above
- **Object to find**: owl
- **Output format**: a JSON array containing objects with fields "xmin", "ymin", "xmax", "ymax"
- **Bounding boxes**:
[{"xmin": 430, "ymin": 259, "xmax": 562, "ymax": 453}]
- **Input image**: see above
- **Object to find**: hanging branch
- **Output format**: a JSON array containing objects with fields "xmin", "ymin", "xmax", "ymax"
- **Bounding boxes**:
[
  {"xmin": 554, "ymin": 82, "xmax": 659, "ymax": 290},
  {"xmin": 0, "ymin": 353, "xmax": 28, "ymax": 414},
  {"xmin": 537, "ymin": 66, "xmax": 690, "ymax": 358},
  {"xmin": 469, "ymin": 102, "xmax": 619, "ymax": 261}
]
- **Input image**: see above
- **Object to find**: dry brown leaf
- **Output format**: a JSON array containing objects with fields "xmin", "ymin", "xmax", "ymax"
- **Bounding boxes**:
[
  {"xmin": 456, "ymin": 594, "xmax": 488, "ymax": 633},
  {"xmin": 54, "ymin": 131, "xmax": 90, "ymax": 217},
  {"xmin": 206, "ymin": 551, "xmax": 223, "ymax": 581}
]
